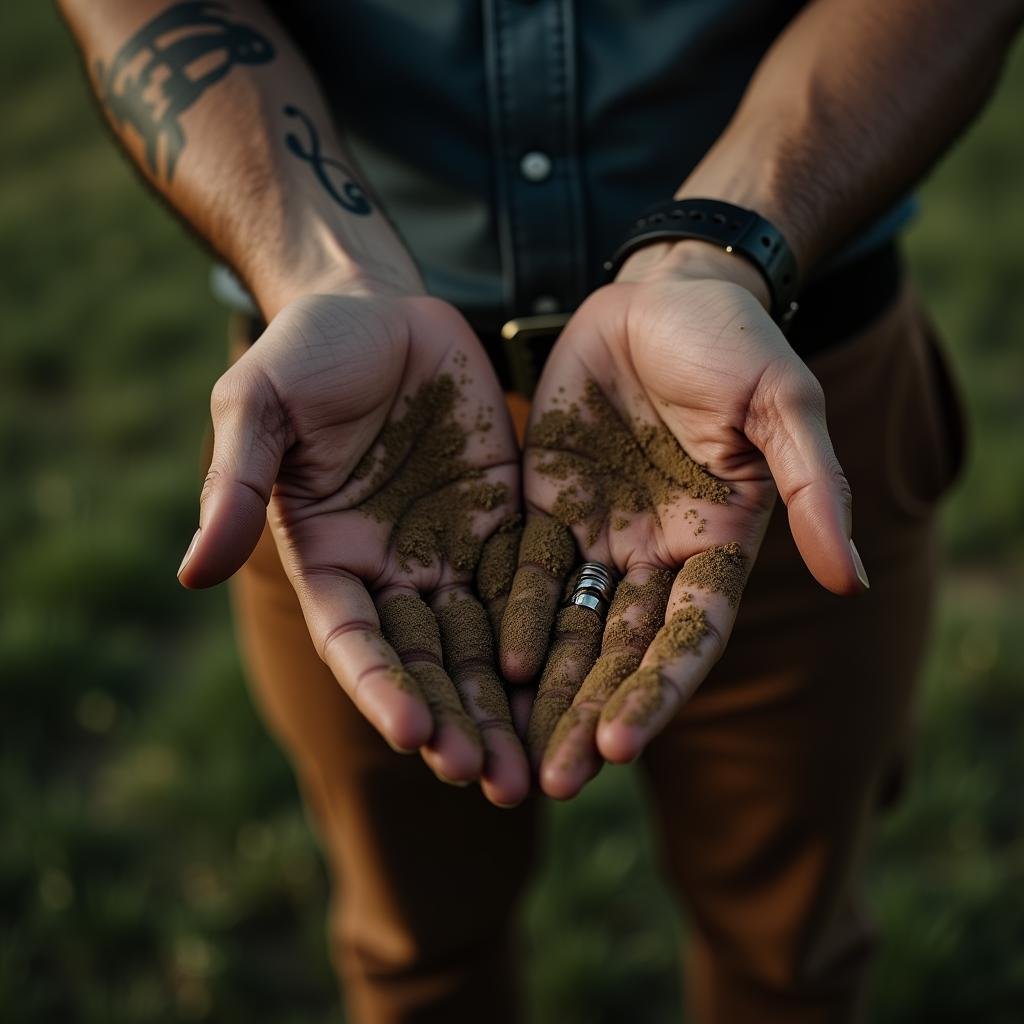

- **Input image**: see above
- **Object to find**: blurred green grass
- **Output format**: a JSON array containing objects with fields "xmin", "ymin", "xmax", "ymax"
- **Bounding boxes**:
[{"xmin": 1, "ymin": 6, "xmax": 1022, "ymax": 1022}]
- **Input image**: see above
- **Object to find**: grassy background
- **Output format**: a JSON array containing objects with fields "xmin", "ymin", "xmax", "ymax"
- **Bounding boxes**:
[{"xmin": 2, "ymin": 6, "xmax": 1022, "ymax": 1022}]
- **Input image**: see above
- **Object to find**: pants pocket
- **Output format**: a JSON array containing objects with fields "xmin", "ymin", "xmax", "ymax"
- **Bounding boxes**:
[{"xmin": 884, "ymin": 301, "xmax": 969, "ymax": 519}]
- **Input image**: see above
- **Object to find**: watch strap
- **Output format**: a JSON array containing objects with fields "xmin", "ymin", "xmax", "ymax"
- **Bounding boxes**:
[{"xmin": 603, "ymin": 198, "xmax": 801, "ymax": 329}]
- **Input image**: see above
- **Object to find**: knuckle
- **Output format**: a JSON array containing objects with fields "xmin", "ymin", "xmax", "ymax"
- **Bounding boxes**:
[
  {"xmin": 210, "ymin": 366, "xmax": 287, "ymax": 439},
  {"xmin": 199, "ymin": 465, "xmax": 221, "ymax": 508},
  {"xmin": 534, "ymin": 684, "xmax": 577, "ymax": 706},
  {"xmin": 319, "ymin": 618, "xmax": 380, "ymax": 661},
  {"xmin": 476, "ymin": 717, "xmax": 514, "ymax": 736},
  {"xmin": 748, "ymin": 361, "xmax": 823, "ymax": 431},
  {"xmin": 447, "ymin": 655, "xmax": 497, "ymax": 681},
  {"xmin": 209, "ymin": 369, "xmax": 245, "ymax": 421},
  {"xmin": 784, "ymin": 372, "xmax": 826, "ymax": 415},
  {"xmin": 701, "ymin": 617, "xmax": 727, "ymax": 664},
  {"xmin": 832, "ymin": 464, "xmax": 854, "ymax": 510},
  {"xmin": 745, "ymin": 359, "xmax": 830, "ymax": 460}
]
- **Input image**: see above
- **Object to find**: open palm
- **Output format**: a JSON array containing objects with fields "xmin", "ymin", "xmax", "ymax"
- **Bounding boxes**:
[
  {"xmin": 179, "ymin": 291, "xmax": 529, "ymax": 806},
  {"xmin": 500, "ymin": 276, "xmax": 867, "ymax": 799}
]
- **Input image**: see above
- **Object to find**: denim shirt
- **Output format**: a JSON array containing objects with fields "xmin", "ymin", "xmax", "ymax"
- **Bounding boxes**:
[{"xmin": 215, "ymin": 1, "xmax": 915, "ymax": 323}]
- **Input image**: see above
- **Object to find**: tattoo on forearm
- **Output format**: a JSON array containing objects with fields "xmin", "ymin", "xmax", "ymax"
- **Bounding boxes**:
[
  {"xmin": 96, "ymin": 2, "xmax": 275, "ymax": 182},
  {"xmin": 283, "ymin": 105, "xmax": 373, "ymax": 215}
]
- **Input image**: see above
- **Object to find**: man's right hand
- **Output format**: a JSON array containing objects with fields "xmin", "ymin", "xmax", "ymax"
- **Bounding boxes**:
[{"xmin": 177, "ymin": 286, "xmax": 530, "ymax": 808}]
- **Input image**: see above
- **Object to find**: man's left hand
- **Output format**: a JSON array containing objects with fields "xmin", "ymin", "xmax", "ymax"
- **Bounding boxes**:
[{"xmin": 499, "ymin": 242, "xmax": 869, "ymax": 799}]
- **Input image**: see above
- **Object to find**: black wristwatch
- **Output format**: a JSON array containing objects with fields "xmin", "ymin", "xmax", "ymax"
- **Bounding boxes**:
[{"xmin": 603, "ymin": 198, "xmax": 801, "ymax": 330}]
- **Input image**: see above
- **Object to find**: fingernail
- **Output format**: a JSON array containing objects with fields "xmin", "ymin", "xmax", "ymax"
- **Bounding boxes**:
[
  {"xmin": 387, "ymin": 740, "xmax": 419, "ymax": 755},
  {"xmin": 438, "ymin": 775, "xmax": 472, "ymax": 788},
  {"xmin": 177, "ymin": 529, "xmax": 201, "ymax": 578},
  {"xmin": 850, "ymin": 539, "xmax": 870, "ymax": 590}
]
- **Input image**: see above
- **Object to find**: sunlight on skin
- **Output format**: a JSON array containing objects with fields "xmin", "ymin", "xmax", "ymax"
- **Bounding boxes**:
[
  {"xmin": 502, "ymin": 275, "xmax": 867, "ymax": 800},
  {"xmin": 179, "ymin": 293, "xmax": 530, "ymax": 807}
]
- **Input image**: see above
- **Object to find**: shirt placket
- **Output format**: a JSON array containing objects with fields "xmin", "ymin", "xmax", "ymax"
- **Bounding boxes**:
[{"xmin": 483, "ymin": 0, "xmax": 588, "ymax": 320}]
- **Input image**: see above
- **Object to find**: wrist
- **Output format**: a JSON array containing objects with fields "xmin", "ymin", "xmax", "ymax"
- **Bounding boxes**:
[
  {"xmin": 616, "ymin": 237, "xmax": 772, "ymax": 312},
  {"xmin": 253, "ymin": 260, "xmax": 424, "ymax": 321},
  {"xmin": 244, "ymin": 216, "xmax": 426, "ymax": 318}
]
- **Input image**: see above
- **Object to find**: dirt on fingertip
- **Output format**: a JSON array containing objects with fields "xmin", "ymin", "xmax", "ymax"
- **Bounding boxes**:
[
  {"xmin": 377, "ymin": 592, "xmax": 480, "ymax": 743},
  {"xmin": 526, "ymin": 604, "xmax": 603, "ymax": 758},
  {"xmin": 677, "ymin": 542, "xmax": 748, "ymax": 607},
  {"xmin": 601, "ymin": 604, "xmax": 710, "ymax": 727}
]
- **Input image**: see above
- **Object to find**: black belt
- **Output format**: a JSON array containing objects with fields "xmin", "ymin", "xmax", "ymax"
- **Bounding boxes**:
[{"xmin": 478, "ymin": 240, "xmax": 904, "ymax": 397}]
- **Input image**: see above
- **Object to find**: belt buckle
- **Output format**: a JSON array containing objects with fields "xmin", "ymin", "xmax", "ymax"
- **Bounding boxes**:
[{"xmin": 499, "ymin": 312, "xmax": 571, "ymax": 397}]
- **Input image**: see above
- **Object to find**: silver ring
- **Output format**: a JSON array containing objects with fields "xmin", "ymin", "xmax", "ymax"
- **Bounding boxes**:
[{"xmin": 566, "ymin": 561, "xmax": 615, "ymax": 618}]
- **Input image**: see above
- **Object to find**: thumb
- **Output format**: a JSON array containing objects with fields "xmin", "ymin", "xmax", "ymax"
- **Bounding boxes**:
[
  {"xmin": 178, "ymin": 367, "xmax": 288, "ymax": 589},
  {"xmin": 745, "ymin": 360, "xmax": 869, "ymax": 596}
]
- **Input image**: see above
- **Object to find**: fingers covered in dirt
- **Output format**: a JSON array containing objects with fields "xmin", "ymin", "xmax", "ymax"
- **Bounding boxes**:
[
  {"xmin": 538, "ymin": 565, "xmax": 673, "ymax": 798},
  {"xmin": 476, "ymin": 516, "xmax": 522, "ymax": 641},
  {"xmin": 434, "ymin": 589, "xmax": 530, "ymax": 807},
  {"xmin": 596, "ymin": 543, "xmax": 750, "ymax": 764},
  {"xmin": 377, "ymin": 591, "xmax": 484, "ymax": 785},
  {"xmin": 499, "ymin": 517, "xmax": 576, "ymax": 683}
]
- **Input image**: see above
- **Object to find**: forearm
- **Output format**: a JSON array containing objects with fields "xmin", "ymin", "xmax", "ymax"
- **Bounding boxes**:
[
  {"xmin": 58, "ymin": 0, "xmax": 421, "ymax": 316},
  {"xmin": 677, "ymin": 0, "xmax": 1024, "ymax": 275}
]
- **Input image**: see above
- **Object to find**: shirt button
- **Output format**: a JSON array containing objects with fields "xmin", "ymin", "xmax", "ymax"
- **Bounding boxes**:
[
  {"xmin": 531, "ymin": 294, "xmax": 560, "ymax": 314},
  {"xmin": 519, "ymin": 150, "xmax": 553, "ymax": 183}
]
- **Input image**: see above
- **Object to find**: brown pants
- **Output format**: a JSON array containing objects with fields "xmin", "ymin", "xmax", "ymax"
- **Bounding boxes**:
[{"xmin": 229, "ymin": 284, "xmax": 964, "ymax": 1023}]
